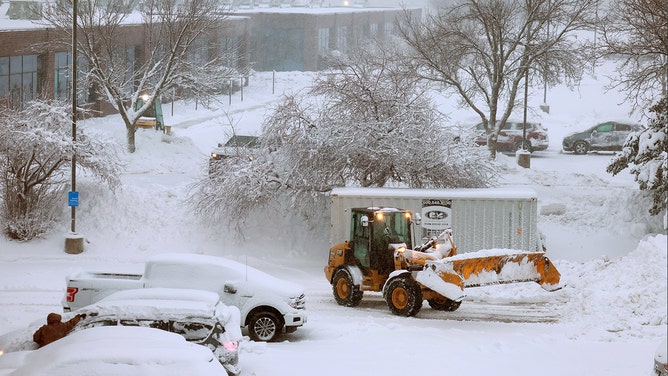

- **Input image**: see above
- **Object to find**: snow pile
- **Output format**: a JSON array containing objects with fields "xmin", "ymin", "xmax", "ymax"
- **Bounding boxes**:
[{"xmin": 558, "ymin": 234, "xmax": 667, "ymax": 338}]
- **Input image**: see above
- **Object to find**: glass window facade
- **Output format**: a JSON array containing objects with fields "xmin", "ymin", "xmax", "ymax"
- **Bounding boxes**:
[
  {"xmin": 0, "ymin": 55, "xmax": 39, "ymax": 107},
  {"xmin": 54, "ymin": 52, "xmax": 90, "ymax": 103},
  {"xmin": 221, "ymin": 37, "xmax": 239, "ymax": 69},
  {"xmin": 336, "ymin": 26, "xmax": 347, "ymax": 54},
  {"xmin": 370, "ymin": 23, "xmax": 378, "ymax": 38},
  {"xmin": 318, "ymin": 28, "xmax": 329, "ymax": 57}
]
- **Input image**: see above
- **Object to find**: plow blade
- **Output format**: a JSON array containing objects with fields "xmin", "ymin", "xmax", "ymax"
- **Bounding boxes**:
[
  {"xmin": 414, "ymin": 266, "xmax": 466, "ymax": 302},
  {"xmin": 432, "ymin": 251, "xmax": 561, "ymax": 291}
]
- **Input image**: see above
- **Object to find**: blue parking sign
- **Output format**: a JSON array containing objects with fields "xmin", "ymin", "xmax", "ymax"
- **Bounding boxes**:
[{"xmin": 68, "ymin": 191, "xmax": 79, "ymax": 207}]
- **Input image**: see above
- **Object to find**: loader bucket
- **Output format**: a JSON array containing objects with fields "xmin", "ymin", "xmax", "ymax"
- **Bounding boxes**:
[
  {"xmin": 434, "ymin": 250, "xmax": 561, "ymax": 291},
  {"xmin": 414, "ymin": 265, "xmax": 466, "ymax": 302}
]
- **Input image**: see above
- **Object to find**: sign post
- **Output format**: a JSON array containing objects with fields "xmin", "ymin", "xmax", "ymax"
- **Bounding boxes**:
[{"xmin": 65, "ymin": 0, "xmax": 84, "ymax": 254}]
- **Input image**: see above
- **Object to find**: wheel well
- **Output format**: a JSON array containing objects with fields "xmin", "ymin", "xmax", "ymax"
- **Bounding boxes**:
[
  {"xmin": 333, "ymin": 265, "xmax": 363, "ymax": 286},
  {"xmin": 245, "ymin": 306, "xmax": 284, "ymax": 328},
  {"xmin": 382, "ymin": 271, "xmax": 411, "ymax": 296}
]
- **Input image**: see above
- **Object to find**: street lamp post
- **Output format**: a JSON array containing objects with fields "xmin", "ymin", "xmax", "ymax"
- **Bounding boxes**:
[
  {"xmin": 517, "ymin": 65, "xmax": 531, "ymax": 169},
  {"xmin": 65, "ymin": 0, "xmax": 84, "ymax": 254}
]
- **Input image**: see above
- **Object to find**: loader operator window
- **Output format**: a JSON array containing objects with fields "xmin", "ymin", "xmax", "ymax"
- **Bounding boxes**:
[
  {"xmin": 370, "ymin": 211, "xmax": 411, "ymax": 274},
  {"xmin": 377, "ymin": 212, "xmax": 411, "ymax": 247},
  {"xmin": 352, "ymin": 212, "xmax": 371, "ymax": 269}
]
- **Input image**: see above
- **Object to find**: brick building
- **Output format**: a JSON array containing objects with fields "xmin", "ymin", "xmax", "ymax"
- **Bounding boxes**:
[{"xmin": 0, "ymin": 1, "xmax": 419, "ymax": 113}]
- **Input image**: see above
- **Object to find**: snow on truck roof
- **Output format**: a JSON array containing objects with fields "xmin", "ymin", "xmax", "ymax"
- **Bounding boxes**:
[
  {"xmin": 147, "ymin": 253, "xmax": 304, "ymax": 294},
  {"xmin": 330, "ymin": 187, "xmax": 538, "ymax": 200}
]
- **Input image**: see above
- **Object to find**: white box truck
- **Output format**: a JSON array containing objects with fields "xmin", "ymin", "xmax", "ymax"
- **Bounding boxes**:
[{"xmin": 329, "ymin": 186, "xmax": 542, "ymax": 253}]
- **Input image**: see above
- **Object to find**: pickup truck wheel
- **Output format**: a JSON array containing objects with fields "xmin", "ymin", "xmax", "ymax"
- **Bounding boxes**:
[
  {"xmin": 573, "ymin": 141, "xmax": 589, "ymax": 155},
  {"xmin": 384, "ymin": 276, "xmax": 423, "ymax": 317},
  {"xmin": 428, "ymin": 296, "xmax": 462, "ymax": 312},
  {"xmin": 332, "ymin": 268, "xmax": 363, "ymax": 307},
  {"xmin": 248, "ymin": 311, "xmax": 282, "ymax": 342}
]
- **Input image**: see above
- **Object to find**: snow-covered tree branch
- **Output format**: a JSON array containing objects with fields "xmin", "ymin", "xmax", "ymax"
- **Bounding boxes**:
[
  {"xmin": 189, "ymin": 39, "xmax": 498, "ymax": 236},
  {"xmin": 597, "ymin": 0, "xmax": 668, "ymax": 110},
  {"xmin": 40, "ymin": 0, "xmax": 240, "ymax": 152},
  {"xmin": 0, "ymin": 100, "xmax": 122, "ymax": 240},
  {"xmin": 607, "ymin": 97, "xmax": 667, "ymax": 217},
  {"xmin": 396, "ymin": 0, "xmax": 598, "ymax": 157}
]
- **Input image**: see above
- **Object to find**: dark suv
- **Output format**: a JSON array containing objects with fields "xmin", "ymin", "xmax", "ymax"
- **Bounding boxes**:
[
  {"xmin": 474, "ymin": 121, "xmax": 549, "ymax": 153},
  {"xmin": 209, "ymin": 135, "xmax": 259, "ymax": 176},
  {"xmin": 561, "ymin": 121, "xmax": 644, "ymax": 155}
]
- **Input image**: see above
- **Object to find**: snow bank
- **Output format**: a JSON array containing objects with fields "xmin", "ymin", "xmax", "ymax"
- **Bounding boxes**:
[{"xmin": 558, "ymin": 234, "xmax": 667, "ymax": 339}]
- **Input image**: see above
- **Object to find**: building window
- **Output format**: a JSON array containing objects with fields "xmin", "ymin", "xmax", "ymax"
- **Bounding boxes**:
[
  {"xmin": 318, "ymin": 28, "xmax": 329, "ymax": 57},
  {"xmin": 369, "ymin": 23, "xmax": 378, "ymax": 38},
  {"xmin": 54, "ymin": 52, "xmax": 90, "ymax": 103},
  {"xmin": 188, "ymin": 39, "xmax": 208, "ymax": 66},
  {"xmin": 337, "ymin": 26, "xmax": 347, "ymax": 54},
  {"xmin": 0, "ymin": 55, "xmax": 39, "ymax": 108},
  {"xmin": 112, "ymin": 45, "xmax": 136, "ymax": 97},
  {"xmin": 221, "ymin": 36, "xmax": 239, "ymax": 69},
  {"xmin": 384, "ymin": 21, "xmax": 393, "ymax": 36}
]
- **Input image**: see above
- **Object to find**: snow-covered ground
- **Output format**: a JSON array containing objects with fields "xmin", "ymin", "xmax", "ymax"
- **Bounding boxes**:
[{"xmin": 0, "ymin": 63, "xmax": 666, "ymax": 375}]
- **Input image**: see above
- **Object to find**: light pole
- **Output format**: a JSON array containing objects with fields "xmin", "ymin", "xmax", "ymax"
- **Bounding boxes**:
[{"xmin": 65, "ymin": 0, "xmax": 84, "ymax": 254}]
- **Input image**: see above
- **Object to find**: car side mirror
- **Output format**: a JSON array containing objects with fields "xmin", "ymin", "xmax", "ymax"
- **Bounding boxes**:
[
  {"xmin": 224, "ymin": 283, "xmax": 237, "ymax": 294},
  {"xmin": 413, "ymin": 213, "xmax": 421, "ymax": 226},
  {"xmin": 361, "ymin": 215, "xmax": 369, "ymax": 227}
]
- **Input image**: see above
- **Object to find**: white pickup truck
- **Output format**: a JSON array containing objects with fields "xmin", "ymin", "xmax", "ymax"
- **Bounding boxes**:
[{"xmin": 62, "ymin": 253, "xmax": 307, "ymax": 342}]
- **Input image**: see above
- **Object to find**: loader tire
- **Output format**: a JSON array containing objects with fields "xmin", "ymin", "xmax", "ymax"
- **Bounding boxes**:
[
  {"xmin": 333, "ymin": 268, "xmax": 363, "ymax": 307},
  {"xmin": 428, "ymin": 296, "xmax": 462, "ymax": 312},
  {"xmin": 384, "ymin": 276, "xmax": 423, "ymax": 317}
]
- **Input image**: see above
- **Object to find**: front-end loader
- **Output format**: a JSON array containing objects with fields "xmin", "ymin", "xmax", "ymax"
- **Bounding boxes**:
[{"xmin": 324, "ymin": 207, "xmax": 561, "ymax": 317}]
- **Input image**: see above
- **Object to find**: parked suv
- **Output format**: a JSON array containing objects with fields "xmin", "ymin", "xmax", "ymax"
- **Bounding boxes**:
[
  {"xmin": 473, "ymin": 121, "xmax": 549, "ymax": 153},
  {"xmin": 561, "ymin": 121, "xmax": 644, "ymax": 154}
]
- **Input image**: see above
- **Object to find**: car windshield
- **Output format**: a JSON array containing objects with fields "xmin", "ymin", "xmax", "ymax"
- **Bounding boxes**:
[{"xmin": 224, "ymin": 135, "xmax": 258, "ymax": 148}]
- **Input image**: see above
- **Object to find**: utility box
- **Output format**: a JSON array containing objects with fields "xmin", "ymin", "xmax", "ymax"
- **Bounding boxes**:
[{"xmin": 330, "ymin": 187, "xmax": 541, "ymax": 253}]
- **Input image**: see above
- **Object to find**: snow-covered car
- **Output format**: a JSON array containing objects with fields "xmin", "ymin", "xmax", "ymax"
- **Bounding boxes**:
[
  {"xmin": 3, "ymin": 288, "xmax": 242, "ymax": 375},
  {"xmin": 653, "ymin": 338, "xmax": 668, "ymax": 376},
  {"xmin": 0, "ymin": 325, "xmax": 226, "ymax": 376},
  {"xmin": 561, "ymin": 121, "xmax": 644, "ymax": 154},
  {"xmin": 472, "ymin": 120, "xmax": 549, "ymax": 153},
  {"xmin": 209, "ymin": 135, "xmax": 259, "ymax": 176}
]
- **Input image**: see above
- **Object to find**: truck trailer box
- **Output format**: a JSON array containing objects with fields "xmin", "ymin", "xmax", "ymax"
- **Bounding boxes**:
[{"xmin": 330, "ymin": 187, "xmax": 541, "ymax": 253}]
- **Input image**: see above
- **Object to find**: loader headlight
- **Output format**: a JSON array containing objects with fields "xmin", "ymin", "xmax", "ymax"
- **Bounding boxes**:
[{"xmin": 397, "ymin": 245, "xmax": 406, "ymax": 253}]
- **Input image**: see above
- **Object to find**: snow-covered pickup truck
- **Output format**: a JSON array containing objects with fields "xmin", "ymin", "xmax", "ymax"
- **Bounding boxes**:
[{"xmin": 62, "ymin": 253, "xmax": 307, "ymax": 342}]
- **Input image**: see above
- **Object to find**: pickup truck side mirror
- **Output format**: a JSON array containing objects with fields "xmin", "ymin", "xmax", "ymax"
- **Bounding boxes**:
[{"xmin": 224, "ymin": 283, "xmax": 237, "ymax": 294}]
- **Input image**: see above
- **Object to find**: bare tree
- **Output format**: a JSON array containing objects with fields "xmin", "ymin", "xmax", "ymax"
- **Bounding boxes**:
[
  {"xmin": 189, "ymin": 39, "xmax": 497, "ymax": 237},
  {"xmin": 41, "ymin": 0, "xmax": 239, "ymax": 152},
  {"xmin": 598, "ymin": 0, "xmax": 668, "ymax": 110},
  {"xmin": 0, "ymin": 100, "xmax": 121, "ymax": 240},
  {"xmin": 397, "ymin": 0, "xmax": 598, "ymax": 157}
]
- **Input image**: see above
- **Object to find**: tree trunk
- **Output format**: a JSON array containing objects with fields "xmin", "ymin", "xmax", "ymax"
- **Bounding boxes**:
[
  {"xmin": 487, "ymin": 133, "xmax": 498, "ymax": 159},
  {"xmin": 126, "ymin": 126, "xmax": 136, "ymax": 153}
]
